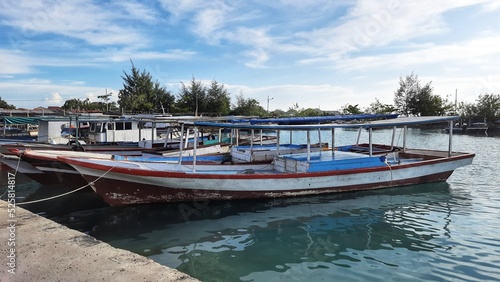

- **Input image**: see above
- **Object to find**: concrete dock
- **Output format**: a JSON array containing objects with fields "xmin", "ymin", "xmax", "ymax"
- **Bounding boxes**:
[{"xmin": 0, "ymin": 200, "xmax": 199, "ymax": 281}]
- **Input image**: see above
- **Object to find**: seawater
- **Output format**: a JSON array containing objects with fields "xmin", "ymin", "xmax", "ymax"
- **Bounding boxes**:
[{"xmin": 5, "ymin": 129, "xmax": 500, "ymax": 281}]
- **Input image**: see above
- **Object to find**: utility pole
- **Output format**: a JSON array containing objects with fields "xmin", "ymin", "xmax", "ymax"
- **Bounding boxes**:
[
  {"xmin": 455, "ymin": 89, "xmax": 458, "ymax": 113},
  {"xmin": 195, "ymin": 93, "xmax": 198, "ymax": 117},
  {"xmin": 105, "ymin": 88, "xmax": 109, "ymax": 112},
  {"xmin": 267, "ymin": 95, "xmax": 274, "ymax": 113}
]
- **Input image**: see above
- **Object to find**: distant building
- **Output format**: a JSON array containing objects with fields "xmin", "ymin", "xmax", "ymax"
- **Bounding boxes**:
[
  {"xmin": 47, "ymin": 106, "xmax": 63, "ymax": 112},
  {"xmin": 0, "ymin": 107, "xmax": 56, "ymax": 117}
]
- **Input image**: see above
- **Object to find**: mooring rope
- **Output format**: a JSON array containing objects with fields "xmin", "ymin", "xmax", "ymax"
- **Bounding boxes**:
[
  {"xmin": 15, "ymin": 165, "xmax": 116, "ymax": 206},
  {"xmin": 384, "ymin": 159, "xmax": 394, "ymax": 187},
  {"xmin": 13, "ymin": 154, "xmax": 22, "ymax": 176}
]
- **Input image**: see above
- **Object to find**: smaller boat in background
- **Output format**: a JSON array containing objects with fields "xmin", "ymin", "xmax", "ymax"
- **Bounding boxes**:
[
  {"xmin": 443, "ymin": 118, "xmax": 489, "ymax": 135},
  {"xmin": 0, "ymin": 127, "xmax": 36, "ymax": 141}
]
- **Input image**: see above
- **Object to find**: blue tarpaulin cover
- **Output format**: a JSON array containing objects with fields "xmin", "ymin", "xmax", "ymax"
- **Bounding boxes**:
[{"xmin": 230, "ymin": 113, "xmax": 399, "ymax": 125}]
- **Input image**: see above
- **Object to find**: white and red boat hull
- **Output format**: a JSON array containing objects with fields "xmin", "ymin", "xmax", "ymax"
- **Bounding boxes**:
[{"xmin": 61, "ymin": 152, "xmax": 474, "ymax": 206}]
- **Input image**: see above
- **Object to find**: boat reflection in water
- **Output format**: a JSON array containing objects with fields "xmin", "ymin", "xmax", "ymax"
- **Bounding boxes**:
[{"xmin": 52, "ymin": 182, "xmax": 470, "ymax": 281}]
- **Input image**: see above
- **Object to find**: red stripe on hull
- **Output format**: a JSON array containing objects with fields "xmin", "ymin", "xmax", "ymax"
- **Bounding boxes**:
[
  {"xmin": 83, "ymin": 171, "xmax": 453, "ymax": 206},
  {"xmin": 64, "ymin": 152, "xmax": 474, "ymax": 180}
]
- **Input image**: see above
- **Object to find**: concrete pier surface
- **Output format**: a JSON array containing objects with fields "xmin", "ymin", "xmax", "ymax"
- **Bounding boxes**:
[{"xmin": 0, "ymin": 200, "xmax": 199, "ymax": 281}]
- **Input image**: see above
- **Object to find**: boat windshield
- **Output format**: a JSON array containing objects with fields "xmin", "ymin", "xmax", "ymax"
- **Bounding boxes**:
[{"xmin": 90, "ymin": 122, "xmax": 103, "ymax": 133}]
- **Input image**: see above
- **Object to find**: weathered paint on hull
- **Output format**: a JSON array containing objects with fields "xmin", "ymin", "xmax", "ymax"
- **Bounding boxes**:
[
  {"xmin": 82, "ymin": 171, "xmax": 454, "ymax": 206},
  {"xmin": 72, "ymin": 154, "xmax": 473, "ymax": 206}
]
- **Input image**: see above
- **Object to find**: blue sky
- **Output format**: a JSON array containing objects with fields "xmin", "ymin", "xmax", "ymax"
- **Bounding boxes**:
[{"xmin": 1, "ymin": 0, "xmax": 499, "ymax": 112}]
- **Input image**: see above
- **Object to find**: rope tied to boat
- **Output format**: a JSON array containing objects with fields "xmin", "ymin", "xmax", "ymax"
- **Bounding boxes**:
[
  {"xmin": 0, "ymin": 153, "xmax": 23, "ymax": 176},
  {"xmin": 14, "ymin": 165, "xmax": 116, "ymax": 206},
  {"xmin": 382, "ymin": 154, "xmax": 394, "ymax": 186}
]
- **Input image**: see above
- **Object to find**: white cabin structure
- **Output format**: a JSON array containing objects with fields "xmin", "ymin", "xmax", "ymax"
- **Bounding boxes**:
[
  {"xmin": 36, "ymin": 116, "xmax": 159, "ymax": 145},
  {"xmin": 38, "ymin": 120, "xmax": 68, "ymax": 143},
  {"xmin": 87, "ymin": 119, "xmax": 157, "ymax": 145}
]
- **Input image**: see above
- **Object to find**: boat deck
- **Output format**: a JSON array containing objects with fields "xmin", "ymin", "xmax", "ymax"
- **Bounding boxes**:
[
  {"xmin": 280, "ymin": 150, "xmax": 372, "ymax": 162},
  {"xmin": 230, "ymin": 143, "xmax": 326, "ymax": 162},
  {"xmin": 275, "ymin": 150, "xmax": 387, "ymax": 173}
]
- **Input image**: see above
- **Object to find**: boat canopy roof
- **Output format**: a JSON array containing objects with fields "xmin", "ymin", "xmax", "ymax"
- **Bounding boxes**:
[
  {"xmin": 230, "ymin": 113, "xmax": 398, "ymax": 125},
  {"xmin": 132, "ymin": 115, "xmax": 257, "ymax": 123},
  {"xmin": 193, "ymin": 116, "xmax": 460, "ymax": 131},
  {"xmin": 2, "ymin": 117, "xmax": 39, "ymax": 125}
]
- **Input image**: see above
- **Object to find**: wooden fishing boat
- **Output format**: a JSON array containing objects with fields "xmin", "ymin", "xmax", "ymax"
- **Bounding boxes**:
[
  {"xmin": 58, "ymin": 116, "xmax": 474, "ymax": 206},
  {"xmin": 11, "ymin": 114, "xmax": 370, "ymax": 185}
]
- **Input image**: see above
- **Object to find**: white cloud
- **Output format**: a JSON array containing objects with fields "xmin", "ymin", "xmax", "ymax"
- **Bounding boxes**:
[
  {"xmin": 0, "ymin": 0, "xmax": 149, "ymax": 47},
  {"xmin": 193, "ymin": 4, "xmax": 232, "ymax": 41},
  {"xmin": 85, "ymin": 92, "xmax": 98, "ymax": 103},
  {"xmin": 116, "ymin": 1, "xmax": 160, "ymax": 22},
  {"xmin": 331, "ymin": 36, "xmax": 500, "ymax": 72},
  {"xmin": 243, "ymin": 49, "xmax": 271, "ymax": 68},
  {"xmin": 0, "ymin": 46, "xmax": 195, "ymax": 76},
  {"xmin": 158, "ymin": 0, "xmax": 210, "ymax": 20},
  {"xmin": 0, "ymin": 49, "xmax": 103, "ymax": 75},
  {"xmin": 295, "ymin": 0, "xmax": 495, "ymax": 59},
  {"xmin": 153, "ymin": 0, "xmax": 499, "ymax": 70},
  {"xmin": 481, "ymin": 1, "xmax": 500, "ymax": 12},
  {"xmin": 46, "ymin": 92, "xmax": 63, "ymax": 105},
  {"xmin": 68, "ymin": 81, "xmax": 86, "ymax": 85},
  {"xmin": 227, "ymin": 83, "xmax": 355, "ymax": 111},
  {"xmin": 0, "ymin": 79, "xmax": 114, "ymax": 108},
  {"xmin": 0, "ymin": 50, "xmax": 34, "ymax": 74},
  {"xmin": 100, "ymin": 48, "xmax": 196, "ymax": 63}
]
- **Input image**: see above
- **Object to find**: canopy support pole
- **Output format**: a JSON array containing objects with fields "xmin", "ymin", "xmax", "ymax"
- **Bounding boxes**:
[
  {"xmin": 331, "ymin": 128, "xmax": 335, "ymax": 155},
  {"xmin": 391, "ymin": 126, "xmax": 396, "ymax": 150},
  {"xmin": 403, "ymin": 126, "xmax": 407, "ymax": 152},
  {"xmin": 250, "ymin": 129, "xmax": 254, "ymax": 149},
  {"xmin": 448, "ymin": 120, "xmax": 453, "ymax": 157},
  {"xmin": 178, "ymin": 123, "xmax": 184, "ymax": 164},
  {"xmin": 193, "ymin": 126, "xmax": 198, "ymax": 172},
  {"xmin": 307, "ymin": 130, "xmax": 311, "ymax": 161},
  {"xmin": 276, "ymin": 130, "xmax": 281, "ymax": 154},
  {"xmin": 317, "ymin": 128, "xmax": 321, "ymax": 154},
  {"xmin": 368, "ymin": 127, "xmax": 373, "ymax": 157}
]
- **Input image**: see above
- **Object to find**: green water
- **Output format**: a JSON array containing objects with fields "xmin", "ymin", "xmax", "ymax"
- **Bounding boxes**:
[{"xmin": 9, "ymin": 129, "xmax": 500, "ymax": 281}]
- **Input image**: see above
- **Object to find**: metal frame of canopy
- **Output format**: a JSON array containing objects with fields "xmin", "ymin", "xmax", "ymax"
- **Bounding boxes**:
[{"xmin": 183, "ymin": 116, "xmax": 459, "ymax": 172}]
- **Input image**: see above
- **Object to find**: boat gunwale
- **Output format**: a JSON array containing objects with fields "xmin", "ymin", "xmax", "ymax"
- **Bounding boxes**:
[{"xmin": 58, "ymin": 151, "xmax": 475, "ymax": 180}]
